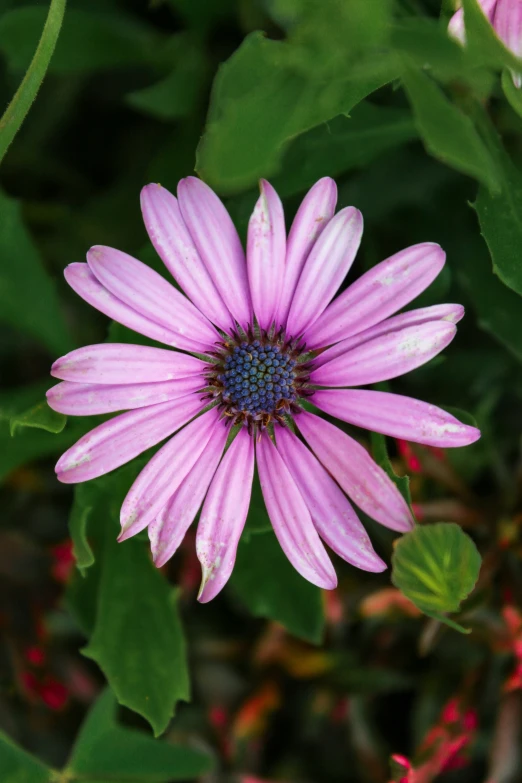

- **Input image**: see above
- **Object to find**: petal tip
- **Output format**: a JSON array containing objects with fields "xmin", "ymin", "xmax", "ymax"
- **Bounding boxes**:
[
  {"xmin": 140, "ymin": 182, "xmax": 160, "ymax": 201},
  {"xmin": 259, "ymin": 177, "xmax": 275, "ymax": 194},
  {"xmin": 152, "ymin": 547, "xmax": 171, "ymax": 569},
  {"xmin": 45, "ymin": 388, "xmax": 61, "ymax": 413},
  {"xmin": 117, "ymin": 522, "xmax": 136, "ymax": 543},
  {"xmin": 320, "ymin": 572, "xmax": 338, "ymax": 590},
  {"xmin": 459, "ymin": 425, "xmax": 482, "ymax": 446},
  {"xmin": 55, "ymin": 469, "xmax": 75, "ymax": 485},
  {"xmin": 63, "ymin": 262, "xmax": 86, "ymax": 282},
  {"xmin": 178, "ymin": 175, "xmax": 203, "ymax": 194},
  {"xmin": 426, "ymin": 242, "xmax": 446, "ymax": 264},
  {"xmin": 49, "ymin": 360, "xmax": 62, "ymax": 379},
  {"xmin": 197, "ymin": 566, "xmax": 215, "ymax": 603},
  {"xmin": 318, "ymin": 175, "xmax": 336, "ymax": 187},
  {"xmin": 398, "ymin": 515, "xmax": 416, "ymax": 533},
  {"xmin": 445, "ymin": 304, "xmax": 465, "ymax": 324},
  {"xmin": 86, "ymin": 245, "xmax": 107, "ymax": 267}
]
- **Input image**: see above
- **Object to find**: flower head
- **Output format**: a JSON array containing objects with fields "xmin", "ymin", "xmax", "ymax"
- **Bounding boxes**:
[{"xmin": 48, "ymin": 177, "xmax": 480, "ymax": 601}]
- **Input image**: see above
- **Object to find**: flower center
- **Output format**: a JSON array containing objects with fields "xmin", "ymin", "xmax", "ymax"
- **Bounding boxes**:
[{"xmin": 206, "ymin": 332, "xmax": 313, "ymax": 429}]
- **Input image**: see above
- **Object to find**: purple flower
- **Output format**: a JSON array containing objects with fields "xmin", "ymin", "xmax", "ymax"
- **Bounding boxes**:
[
  {"xmin": 449, "ymin": 0, "xmax": 522, "ymax": 85},
  {"xmin": 48, "ymin": 177, "xmax": 480, "ymax": 601}
]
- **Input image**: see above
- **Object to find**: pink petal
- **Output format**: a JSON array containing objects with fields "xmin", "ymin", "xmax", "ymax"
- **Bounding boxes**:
[
  {"xmin": 448, "ymin": 7, "xmax": 466, "ymax": 43},
  {"xmin": 247, "ymin": 179, "xmax": 286, "ymax": 330},
  {"xmin": 276, "ymin": 177, "xmax": 337, "ymax": 326},
  {"xmin": 303, "ymin": 242, "xmax": 446, "ymax": 349},
  {"xmin": 51, "ymin": 342, "xmax": 206, "ymax": 384},
  {"xmin": 119, "ymin": 408, "xmax": 220, "ymax": 541},
  {"xmin": 140, "ymin": 184, "xmax": 233, "ymax": 331},
  {"xmin": 311, "ymin": 320, "xmax": 456, "ymax": 387},
  {"xmin": 313, "ymin": 304, "xmax": 464, "ymax": 368},
  {"xmin": 196, "ymin": 429, "xmax": 255, "ymax": 602},
  {"xmin": 47, "ymin": 376, "xmax": 203, "ymax": 416},
  {"xmin": 296, "ymin": 411, "xmax": 414, "ymax": 532},
  {"xmin": 276, "ymin": 427, "xmax": 386, "ymax": 572},
  {"xmin": 65, "ymin": 264, "xmax": 193, "ymax": 349},
  {"xmin": 313, "ymin": 389, "xmax": 481, "ymax": 448},
  {"xmin": 152, "ymin": 423, "xmax": 228, "ymax": 568},
  {"xmin": 495, "ymin": 0, "xmax": 522, "ymax": 60},
  {"xmin": 177, "ymin": 176, "xmax": 252, "ymax": 329},
  {"xmin": 286, "ymin": 207, "xmax": 363, "ymax": 337},
  {"xmin": 87, "ymin": 246, "xmax": 217, "ymax": 353},
  {"xmin": 256, "ymin": 434, "xmax": 337, "ymax": 589},
  {"xmin": 55, "ymin": 395, "xmax": 204, "ymax": 484}
]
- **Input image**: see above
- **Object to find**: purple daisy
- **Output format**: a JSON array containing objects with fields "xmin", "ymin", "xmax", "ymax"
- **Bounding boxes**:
[{"xmin": 47, "ymin": 177, "xmax": 480, "ymax": 601}]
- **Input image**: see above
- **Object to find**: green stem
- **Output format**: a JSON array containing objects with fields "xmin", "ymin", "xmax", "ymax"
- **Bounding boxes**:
[{"xmin": 0, "ymin": 0, "xmax": 67, "ymax": 165}]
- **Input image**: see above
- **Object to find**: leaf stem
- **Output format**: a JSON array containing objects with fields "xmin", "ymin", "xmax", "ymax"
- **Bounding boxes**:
[{"xmin": 0, "ymin": 0, "xmax": 67, "ymax": 164}]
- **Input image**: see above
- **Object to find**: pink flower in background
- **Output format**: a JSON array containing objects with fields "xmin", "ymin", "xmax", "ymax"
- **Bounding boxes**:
[
  {"xmin": 449, "ymin": 0, "xmax": 522, "ymax": 85},
  {"xmin": 47, "ymin": 177, "xmax": 480, "ymax": 600},
  {"xmin": 447, "ymin": 0, "xmax": 498, "ymax": 44}
]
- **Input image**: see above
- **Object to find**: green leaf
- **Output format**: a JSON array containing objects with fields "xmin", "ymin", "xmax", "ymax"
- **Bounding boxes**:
[
  {"xmin": 270, "ymin": 0, "xmax": 394, "ymax": 54},
  {"xmin": 474, "ymin": 143, "xmax": 522, "ymax": 298},
  {"xmin": 65, "ymin": 461, "xmax": 146, "ymax": 634},
  {"xmin": 0, "ymin": 189, "xmax": 73, "ymax": 355},
  {"xmin": 0, "ymin": 381, "xmax": 83, "ymax": 482},
  {"xmin": 197, "ymin": 28, "xmax": 399, "ymax": 192},
  {"xmin": 271, "ymin": 102, "xmax": 417, "ymax": 197},
  {"xmin": 401, "ymin": 66, "xmax": 500, "ymax": 191},
  {"xmin": 242, "ymin": 472, "xmax": 274, "ymax": 538},
  {"xmin": 390, "ymin": 18, "xmax": 493, "ymax": 95},
  {"xmin": 456, "ymin": 233, "xmax": 522, "ymax": 363},
  {"xmin": 0, "ymin": 7, "xmax": 162, "ymax": 75},
  {"xmin": 10, "ymin": 401, "xmax": 66, "ymax": 436},
  {"xmin": 126, "ymin": 38, "xmax": 207, "ymax": 121},
  {"xmin": 0, "ymin": 379, "xmax": 53, "ymax": 421},
  {"xmin": 0, "ymin": 419, "xmax": 84, "ymax": 483},
  {"xmin": 166, "ymin": 0, "xmax": 236, "ymax": 35},
  {"xmin": 230, "ymin": 530, "xmax": 325, "ymax": 644},
  {"xmin": 83, "ymin": 532, "xmax": 190, "ymax": 736},
  {"xmin": 67, "ymin": 689, "xmax": 213, "ymax": 782},
  {"xmin": 370, "ymin": 431, "xmax": 412, "ymax": 508},
  {"xmin": 502, "ymin": 68, "xmax": 522, "ymax": 121},
  {"xmin": 66, "ymin": 559, "xmax": 101, "ymax": 638},
  {"xmin": 0, "ymin": 730, "xmax": 52, "ymax": 783},
  {"xmin": 391, "ymin": 522, "xmax": 481, "ymax": 632},
  {"xmin": 69, "ymin": 489, "xmax": 94, "ymax": 575},
  {"xmin": 0, "ymin": 0, "xmax": 65, "ymax": 164}
]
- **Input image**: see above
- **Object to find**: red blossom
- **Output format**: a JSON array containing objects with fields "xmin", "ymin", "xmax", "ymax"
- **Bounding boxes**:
[
  {"xmin": 388, "ymin": 697, "xmax": 477, "ymax": 783},
  {"xmin": 324, "ymin": 587, "xmax": 344, "ymax": 625},
  {"xmin": 50, "ymin": 540, "xmax": 75, "ymax": 583},
  {"xmin": 40, "ymin": 677, "xmax": 69, "ymax": 711},
  {"xmin": 360, "ymin": 587, "xmax": 421, "ymax": 619},
  {"xmin": 19, "ymin": 669, "xmax": 69, "ymax": 711},
  {"xmin": 25, "ymin": 645, "xmax": 46, "ymax": 667},
  {"xmin": 396, "ymin": 440, "xmax": 423, "ymax": 473},
  {"xmin": 499, "ymin": 605, "xmax": 522, "ymax": 692}
]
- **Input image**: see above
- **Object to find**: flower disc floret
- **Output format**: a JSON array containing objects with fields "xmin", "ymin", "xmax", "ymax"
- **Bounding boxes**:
[{"xmin": 207, "ymin": 331, "xmax": 312, "ymax": 428}]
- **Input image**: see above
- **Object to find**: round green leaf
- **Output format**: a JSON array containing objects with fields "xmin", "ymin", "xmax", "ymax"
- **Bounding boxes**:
[{"xmin": 391, "ymin": 523, "xmax": 481, "ymax": 617}]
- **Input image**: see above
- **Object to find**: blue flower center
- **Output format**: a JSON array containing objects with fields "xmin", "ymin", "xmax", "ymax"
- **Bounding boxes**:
[{"xmin": 218, "ymin": 340, "xmax": 297, "ymax": 417}]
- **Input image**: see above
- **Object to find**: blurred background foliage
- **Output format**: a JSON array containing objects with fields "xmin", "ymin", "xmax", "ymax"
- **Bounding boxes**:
[{"xmin": 2, "ymin": 0, "xmax": 522, "ymax": 781}]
